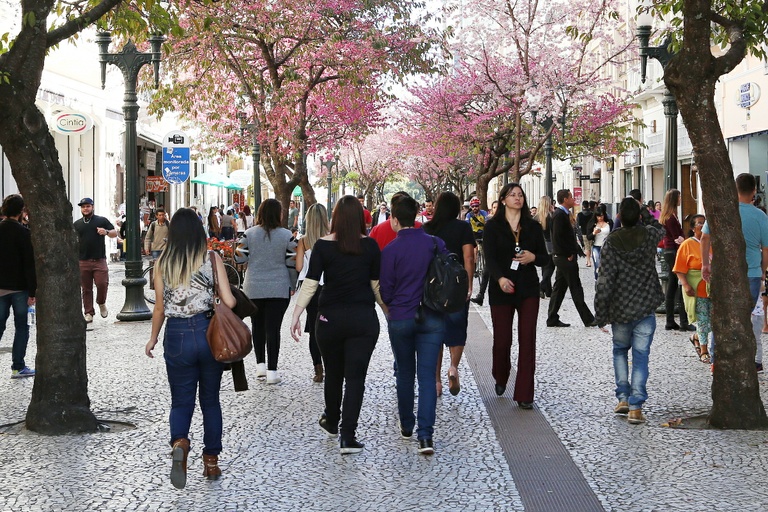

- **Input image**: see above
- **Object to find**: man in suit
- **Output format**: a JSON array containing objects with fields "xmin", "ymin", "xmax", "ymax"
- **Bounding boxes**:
[{"xmin": 547, "ymin": 189, "xmax": 597, "ymax": 328}]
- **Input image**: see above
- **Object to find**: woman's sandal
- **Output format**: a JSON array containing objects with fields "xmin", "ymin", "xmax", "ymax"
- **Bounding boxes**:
[
  {"xmin": 689, "ymin": 334, "xmax": 701, "ymax": 357},
  {"xmin": 700, "ymin": 352, "xmax": 711, "ymax": 364}
]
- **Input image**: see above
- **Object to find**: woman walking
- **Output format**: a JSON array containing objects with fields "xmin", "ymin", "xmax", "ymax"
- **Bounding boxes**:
[
  {"xmin": 239, "ymin": 199, "xmax": 296, "ymax": 384},
  {"xmin": 145, "ymin": 208, "xmax": 237, "ymax": 489},
  {"xmin": 586, "ymin": 206, "xmax": 611, "ymax": 281},
  {"xmin": 672, "ymin": 214, "xmax": 712, "ymax": 363},
  {"xmin": 424, "ymin": 191, "xmax": 475, "ymax": 396},
  {"xmin": 207, "ymin": 206, "xmax": 220, "ymax": 239},
  {"xmin": 295, "ymin": 203, "xmax": 330, "ymax": 382},
  {"xmin": 290, "ymin": 196, "xmax": 384, "ymax": 454},
  {"xmin": 483, "ymin": 184, "xmax": 548, "ymax": 408},
  {"xmin": 660, "ymin": 189, "xmax": 693, "ymax": 331},
  {"xmin": 534, "ymin": 196, "xmax": 555, "ymax": 298}
]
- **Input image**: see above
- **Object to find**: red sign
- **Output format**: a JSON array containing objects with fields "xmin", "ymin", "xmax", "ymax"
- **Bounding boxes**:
[
  {"xmin": 146, "ymin": 176, "xmax": 168, "ymax": 193},
  {"xmin": 573, "ymin": 187, "xmax": 583, "ymax": 206}
]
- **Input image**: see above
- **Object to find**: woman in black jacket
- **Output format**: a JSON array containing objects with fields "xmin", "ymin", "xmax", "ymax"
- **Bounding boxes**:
[{"xmin": 483, "ymin": 183, "xmax": 548, "ymax": 408}]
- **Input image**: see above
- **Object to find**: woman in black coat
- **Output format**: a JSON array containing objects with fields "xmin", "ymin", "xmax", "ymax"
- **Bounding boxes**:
[{"xmin": 483, "ymin": 183, "xmax": 549, "ymax": 408}]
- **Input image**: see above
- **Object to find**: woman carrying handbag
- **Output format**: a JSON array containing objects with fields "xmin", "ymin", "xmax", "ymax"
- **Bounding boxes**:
[{"xmin": 145, "ymin": 208, "xmax": 237, "ymax": 490}]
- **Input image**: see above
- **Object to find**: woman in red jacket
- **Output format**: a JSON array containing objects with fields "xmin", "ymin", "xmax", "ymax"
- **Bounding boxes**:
[{"xmin": 659, "ymin": 189, "xmax": 693, "ymax": 331}]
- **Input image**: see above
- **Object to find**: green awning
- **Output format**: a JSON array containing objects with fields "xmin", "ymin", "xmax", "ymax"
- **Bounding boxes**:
[{"xmin": 292, "ymin": 185, "xmax": 303, "ymax": 197}]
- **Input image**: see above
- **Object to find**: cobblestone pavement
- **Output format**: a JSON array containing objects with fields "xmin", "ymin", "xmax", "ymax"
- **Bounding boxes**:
[
  {"xmin": 472, "ymin": 265, "xmax": 768, "ymax": 512},
  {"xmin": 0, "ymin": 263, "xmax": 521, "ymax": 512},
  {"xmin": 1, "ymin": 262, "xmax": 767, "ymax": 511}
]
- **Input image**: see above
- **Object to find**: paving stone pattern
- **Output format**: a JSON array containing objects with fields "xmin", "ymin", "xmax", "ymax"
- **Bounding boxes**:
[
  {"xmin": 1, "ymin": 262, "xmax": 768, "ymax": 511},
  {"xmin": 473, "ymin": 265, "xmax": 768, "ymax": 512},
  {"xmin": 0, "ymin": 263, "xmax": 521, "ymax": 512}
]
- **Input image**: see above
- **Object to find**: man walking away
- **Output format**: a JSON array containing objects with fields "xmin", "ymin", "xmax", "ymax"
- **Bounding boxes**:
[
  {"xmin": 595, "ymin": 197, "xmax": 664, "ymax": 424},
  {"xmin": 547, "ymin": 189, "xmax": 596, "ymax": 327},
  {"xmin": 0, "ymin": 195, "xmax": 37, "ymax": 378},
  {"xmin": 73, "ymin": 198, "xmax": 116, "ymax": 323},
  {"xmin": 144, "ymin": 207, "xmax": 169, "ymax": 259}
]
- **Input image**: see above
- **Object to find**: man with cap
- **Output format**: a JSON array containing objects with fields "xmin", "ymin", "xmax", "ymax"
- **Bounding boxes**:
[{"xmin": 73, "ymin": 198, "xmax": 116, "ymax": 323}]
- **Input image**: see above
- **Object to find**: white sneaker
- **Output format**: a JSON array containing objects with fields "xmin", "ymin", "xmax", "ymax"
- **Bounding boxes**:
[
  {"xmin": 255, "ymin": 363, "xmax": 267, "ymax": 379},
  {"xmin": 84, "ymin": 313, "xmax": 93, "ymax": 323},
  {"xmin": 99, "ymin": 304, "xmax": 108, "ymax": 318},
  {"xmin": 266, "ymin": 370, "xmax": 281, "ymax": 384}
]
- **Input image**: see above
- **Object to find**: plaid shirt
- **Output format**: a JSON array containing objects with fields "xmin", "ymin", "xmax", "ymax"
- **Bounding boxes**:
[{"xmin": 594, "ymin": 223, "xmax": 665, "ymax": 327}]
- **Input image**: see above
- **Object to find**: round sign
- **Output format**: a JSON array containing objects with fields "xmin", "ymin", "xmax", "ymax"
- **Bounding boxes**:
[{"xmin": 53, "ymin": 111, "xmax": 94, "ymax": 135}]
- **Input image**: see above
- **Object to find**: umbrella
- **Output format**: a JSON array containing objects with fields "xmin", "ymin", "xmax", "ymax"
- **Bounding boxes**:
[{"xmin": 191, "ymin": 171, "xmax": 227, "ymax": 186}]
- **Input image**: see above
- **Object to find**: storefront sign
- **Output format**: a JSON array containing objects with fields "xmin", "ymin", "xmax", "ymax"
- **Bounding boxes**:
[
  {"xmin": 736, "ymin": 82, "xmax": 761, "ymax": 109},
  {"xmin": 146, "ymin": 176, "xmax": 168, "ymax": 193},
  {"xmin": 52, "ymin": 111, "xmax": 94, "ymax": 135},
  {"xmin": 573, "ymin": 187, "xmax": 582, "ymax": 205}
]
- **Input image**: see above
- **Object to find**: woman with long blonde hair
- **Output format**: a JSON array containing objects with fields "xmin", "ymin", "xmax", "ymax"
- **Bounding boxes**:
[
  {"xmin": 659, "ymin": 189, "xmax": 692, "ymax": 331},
  {"xmin": 535, "ymin": 196, "xmax": 555, "ymax": 298},
  {"xmin": 296, "ymin": 203, "xmax": 330, "ymax": 382},
  {"xmin": 145, "ymin": 208, "xmax": 236, "ymax": 489}
]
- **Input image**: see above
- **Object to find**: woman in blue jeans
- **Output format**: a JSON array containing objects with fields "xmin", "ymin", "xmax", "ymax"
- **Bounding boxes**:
[
  {"xmin": 381, "ymin": 196, "xmax": 448, "ymax": 455},
  {"xmin": 145, "ymin": 208, "xmax": 236, "ymax": 489}
]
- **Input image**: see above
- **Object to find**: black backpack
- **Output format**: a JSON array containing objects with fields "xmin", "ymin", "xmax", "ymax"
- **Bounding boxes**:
[{"xmin": 422, "ymin": 237, "xmax": 469, "ymax": 314}]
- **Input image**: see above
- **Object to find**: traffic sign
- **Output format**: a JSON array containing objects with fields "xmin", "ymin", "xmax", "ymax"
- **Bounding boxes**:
[{"xmin": 162, "ymin": 130, "xmax": 191, "ymax": 184}]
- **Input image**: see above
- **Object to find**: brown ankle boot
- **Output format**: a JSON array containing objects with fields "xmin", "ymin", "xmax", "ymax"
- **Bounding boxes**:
[
  {"xmin": 170, "ymin": 438, "xmax": 190, "ymax": 489},
  {"xmin": 202, "ymin": 453, "xmax": 221, "ymax": 480},
  {"xmin": 313, "ymin": 364, "xmax": 324, "ymax": 383}
]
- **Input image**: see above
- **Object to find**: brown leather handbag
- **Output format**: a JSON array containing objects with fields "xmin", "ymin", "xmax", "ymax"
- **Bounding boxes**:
[{"xmin": 206, "ymin": 251, "xmax": 253, "ymax": 363}]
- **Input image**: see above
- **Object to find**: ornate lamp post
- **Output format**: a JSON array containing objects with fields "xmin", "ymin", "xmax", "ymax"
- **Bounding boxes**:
[
  {"xmin": 97, "ymin": 32, "xmax": 164, "ymax": 321},
  {"xmin": 322, "ymin": 156, "xmax": 338, "ymax": 220},
  {"xmin": 237, "ymin": 111, "xmax": 262, "ymax": 209},
  {"xmin": 636, "ymin": 7, "xmax": 678, "ymax": 190}
]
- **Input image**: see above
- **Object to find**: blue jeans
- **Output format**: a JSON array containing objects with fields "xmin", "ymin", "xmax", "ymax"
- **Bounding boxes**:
[
  {"xmin": 0, "ymin": 291, "xmax": 30, "ymax": 371},
  {"xmin": 164, "ymin": 313, "xmax": 225, "ymax": 455},
  {"xmin": 591, "ymin": 245, "xmax": 602, "ymax": 281},
  {"xmin": 612, "ymin": 315, "xmax": 655, "ymax": 410},
  {"xmin": 388, "ymin": 309, "xmax": 445, "ymax": 440}
]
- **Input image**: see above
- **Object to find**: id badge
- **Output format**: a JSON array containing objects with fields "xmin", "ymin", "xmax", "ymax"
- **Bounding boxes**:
[{"xmin": 510, "ymin": 260, "xmax": 520, "ymax": 270}]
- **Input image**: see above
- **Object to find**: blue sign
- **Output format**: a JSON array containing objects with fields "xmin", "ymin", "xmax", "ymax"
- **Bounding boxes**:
[{"xmin": 162, "ymin": 147, "xmax": 190, "ymax": 183}]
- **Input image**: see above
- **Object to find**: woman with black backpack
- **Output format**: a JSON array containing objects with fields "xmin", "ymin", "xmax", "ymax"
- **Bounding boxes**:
[
  {"xmin": 424, "ymin": 192, "xmax": 476, "ymax": 397},
  {"xmin": 483, "ymin": 183, "xmax": 548, "ymax": 409}
]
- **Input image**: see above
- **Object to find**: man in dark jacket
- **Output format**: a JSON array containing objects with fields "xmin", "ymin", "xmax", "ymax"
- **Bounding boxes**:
[
  {"xmin": 547, "ymin": 189, "xmax": 596, "ymax": 327},
  {"xmin": 595, "ymin": 197, "xmax": 664, "ymax": 424},
  {"xmin": 0, "ymin": 195, "xmax": 37, "ymax": 378}
]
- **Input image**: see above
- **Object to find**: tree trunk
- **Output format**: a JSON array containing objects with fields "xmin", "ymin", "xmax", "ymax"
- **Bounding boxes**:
[
  {"xmin": 665, "ymin": 22, "xmax": 768, "ymax": 428},
  {"xmin": 0, "ymin": 90, "xmax": 97, "ymax": 434}
]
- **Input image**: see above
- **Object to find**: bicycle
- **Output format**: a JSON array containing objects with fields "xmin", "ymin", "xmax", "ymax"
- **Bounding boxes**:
[{"xmin": 143, "ymin": 258, "xmax": 241, "ymax": 305}]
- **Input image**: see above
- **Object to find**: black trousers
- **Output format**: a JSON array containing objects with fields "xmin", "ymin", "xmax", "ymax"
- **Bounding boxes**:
[
  {"xmin": 539, "ymin": 255, "xmax": 555, "ymax": 296},
  {"xmin": 315, "ymin": 305, "xmax": 379, "ymax": 442},
  {"xmin": 250, "ymin": 298, "xmax": 290, "ymax": 370},
  {"xmin": 663, "ymin": 250, "xmax": 688, "ymax": 327},
  {"xmin": 547, "ymin": 255, "xmax": 595, "ymax": 325}
]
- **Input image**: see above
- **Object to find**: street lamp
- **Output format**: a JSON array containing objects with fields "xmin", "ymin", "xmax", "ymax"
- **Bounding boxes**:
[
  {"xmin": 636, "ymin": 5, "xmax": 678, "ymax": 190},
  {"xmin": 322, "ymin": 156, "xmax": 338, "ymax": 220},
  {"xmin": 97, "ymin": 31, "xmax": 164, "ymax": 322},
  {"xmin": 237, "ymin": 110, "xmax": 262, "ymax": 210}
]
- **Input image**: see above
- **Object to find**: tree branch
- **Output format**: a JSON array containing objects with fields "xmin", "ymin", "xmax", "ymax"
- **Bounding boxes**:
[{"xmin": 47, "ymin": 0, "xmax": 125, "ymax": 48}]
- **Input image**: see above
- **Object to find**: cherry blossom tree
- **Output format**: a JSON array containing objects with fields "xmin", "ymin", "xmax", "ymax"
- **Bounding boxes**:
[
  {"xmin": 151, "ymin": 0, "xmax": 443, "ymax": 219},
  {"xmin": 397, "ymin": 0, "xmax": 640, "ymax": 209},
  {"xmin": 336, "ymin": 131, "xmax": 404, "ymax": 208}
]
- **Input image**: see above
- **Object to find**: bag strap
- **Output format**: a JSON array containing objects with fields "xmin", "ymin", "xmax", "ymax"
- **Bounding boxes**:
[
  {"xmin": 209, "ymin": 250, "xmax": 221, "ymax": 300},
  {"xmin": 430, "ymin": 235, "xmax": 438, "ymax": 257}
]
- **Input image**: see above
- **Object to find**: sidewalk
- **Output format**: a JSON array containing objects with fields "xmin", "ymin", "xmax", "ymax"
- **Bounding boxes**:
[{"xmin": 0, "ymin": 262, "xmax": 767, "ymax": 511}]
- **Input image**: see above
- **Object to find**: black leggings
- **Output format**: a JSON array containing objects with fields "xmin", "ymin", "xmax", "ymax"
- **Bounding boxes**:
[
  {"xmin": 315, "ymin": 305, "xmax": 379, "ymax": 442},
  {"xmin": 250, "ymin": 298, "xmax": 290, "ymax": 370}
]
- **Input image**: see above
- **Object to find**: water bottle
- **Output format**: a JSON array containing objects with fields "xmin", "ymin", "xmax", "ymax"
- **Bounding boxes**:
[{"xmin": 27, "ymin": 305, "xmax": 36, "ymax": 326}]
